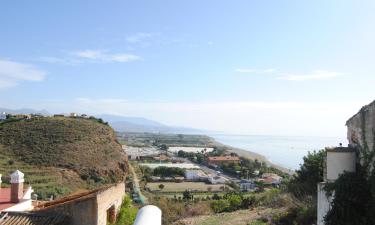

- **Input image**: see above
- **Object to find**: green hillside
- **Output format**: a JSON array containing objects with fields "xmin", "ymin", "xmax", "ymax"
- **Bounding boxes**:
[{"xmin": 0, "ymin": 116, "xmax": 127, "ymax": 199}]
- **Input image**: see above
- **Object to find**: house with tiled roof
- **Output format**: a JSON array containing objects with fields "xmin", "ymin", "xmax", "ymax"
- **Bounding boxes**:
[{"xmin": 0, "ymin": 170, "xmax": 34, "ymax": 213}]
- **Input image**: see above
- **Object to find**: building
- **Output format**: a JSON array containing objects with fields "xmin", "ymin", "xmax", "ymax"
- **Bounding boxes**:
[
  {"xmin": 14, "ymin": 114, "xmax": 31, "ymax": 119},
  {"xmin": 168, "ymin": 146, "xmax": 214, "ymax": 153},
  {"xmin": 239, "ymin": 179, "xmax": 255, "ymax": 191},
  {"xmin": 208, "ymin": 175, "xmax": 228, "ymax": 184},
  {"xmin": 207, "ymin": 156, "xmax": 240, "ymax": 165},
  {"xmin": 0, "ymin": 170, "xmax": 34, "ymax": 212},
  {"xmin": 35, "ymin": 182, "xmax": 126, "ymax": 225},
  {"xmin": 317, "ymin": 147, "xmax": 356, "ymax": 225},
  {"xmin": 70, "ymin": 112, "xmax": 78, "ymax": 117},
  {"xmin": 0, "ymin": 211, "xmax": 67, "ymax": 225},
  {"xmin": 0, "ymin": 112, "xmax": 6, "ymax": 120},
  {"xmin": 124, "ymin": 146, "xmax": 160, "ymax": 161},
  {"xmin": 185, "ymin": 170, "xmax": 208, "ymax": 181}
]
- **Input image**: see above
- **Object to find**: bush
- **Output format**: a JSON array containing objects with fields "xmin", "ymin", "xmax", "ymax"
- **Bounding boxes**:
[{"xmin": 113, "ymin": 196, "xmax": 138, "ymax": 225}]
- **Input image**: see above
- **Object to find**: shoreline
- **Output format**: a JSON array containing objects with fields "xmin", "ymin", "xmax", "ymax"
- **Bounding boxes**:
[{"xmin": 210, "ymin": 138, "xmax": 294, "ymax": 174}]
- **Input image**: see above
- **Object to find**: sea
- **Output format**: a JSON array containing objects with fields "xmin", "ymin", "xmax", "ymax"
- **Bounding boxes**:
[{"xmin": 209, "ymin": 134, "xmax": 347, "ymax": 170}]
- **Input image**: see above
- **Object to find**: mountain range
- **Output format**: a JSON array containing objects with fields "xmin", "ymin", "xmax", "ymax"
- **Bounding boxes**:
[{"xmin": 0, "ymin": 107, "xmax": 202, "ymax": 134}]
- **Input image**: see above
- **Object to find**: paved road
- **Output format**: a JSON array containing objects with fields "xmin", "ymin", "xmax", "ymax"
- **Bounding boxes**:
[{"xmin": 128, "ymin": 162, "xmax": 148, "ymax": 205}]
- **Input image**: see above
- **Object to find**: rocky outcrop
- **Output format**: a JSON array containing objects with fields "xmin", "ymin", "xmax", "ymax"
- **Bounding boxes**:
[{"xmin": 346, "ymin": 100, "xmax": 375, "ymax": 167}]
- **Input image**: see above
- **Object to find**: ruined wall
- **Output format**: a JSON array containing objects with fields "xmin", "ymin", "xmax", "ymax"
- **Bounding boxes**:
[
  {"xmin": 96, "ymin": 182, "xmax": 125, "ymax": 225},
  {"xmin": 346, "ymin": 100, "xmax": 375, "ymax": 166},
  {"xmin": 40, "ymin": 197, "xmax": 98, "ymax": 225}
]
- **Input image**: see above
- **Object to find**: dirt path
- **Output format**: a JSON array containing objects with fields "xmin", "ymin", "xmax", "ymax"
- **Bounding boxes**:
[{"xmin": 129, "ymin": 162, "xmax": 148, "ymax": 205}]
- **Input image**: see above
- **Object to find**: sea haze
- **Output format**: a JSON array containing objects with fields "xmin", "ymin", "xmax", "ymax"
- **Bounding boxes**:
[{"xmin": 210, "ymin": 134, "xmax": 347, "ymax": 170}]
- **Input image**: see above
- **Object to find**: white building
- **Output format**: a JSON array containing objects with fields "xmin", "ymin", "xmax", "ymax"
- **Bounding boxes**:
[
  {"xmin": 208, "ymin": 175, "xmax": 228, "ymax": 184},
  {"xmin": 168, "ymin": 146, "xmax": 214, "ymax": 153},
  {"xmin": 317, "ymin": 147, "xmax": 356, "ymax": 225},
  {"xmin": 184, "ymin": 170, "xmax": 208, "ymax": 181},
  {"xmin": 0, "ymin": 112, "xmax": 6, "ymax": 120}
]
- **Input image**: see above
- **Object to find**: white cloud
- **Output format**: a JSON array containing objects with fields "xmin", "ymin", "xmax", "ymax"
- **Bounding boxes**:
[
  {"xmin": 126, "ymin": 32, "xmax": 160, "ymax": 43},
  {"xmin": 0, "ymin": 59, "xmax": 46, "ymax": 89},
  {"xmin": 40, "ymin": 50, "xmax": 142, "ymax": 65},
  {"xmin": 235, "ymin": 68, "xmax": 276, "ymax": 73},
  {"xmin": 278, "ymin": 70, "xmax": 343, "ymax": 81},
  {"xmin": 72, "ymin": 50, "xmax": 141, "ymax": 63},
  {"xmin": 73, "ymin": 50, "xmax": 103, "ymax": 59}
]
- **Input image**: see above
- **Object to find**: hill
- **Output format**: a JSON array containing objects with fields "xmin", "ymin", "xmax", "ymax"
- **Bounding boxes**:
[
  {"xmin": 98, "ymin": 114, "xmax": 203, "ymax": 134},
  {"xmin": 0, "ymin": 116, "xmax": 127, "ymax": 199}
]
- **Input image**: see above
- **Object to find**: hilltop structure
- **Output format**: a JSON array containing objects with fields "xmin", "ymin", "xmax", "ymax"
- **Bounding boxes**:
[{"xmin": 317, "ymin": 100, "xmax": 375, "ymax": 224}]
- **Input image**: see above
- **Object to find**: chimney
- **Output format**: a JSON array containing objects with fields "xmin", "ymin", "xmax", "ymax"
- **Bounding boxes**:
[{"xmin": 10, "ymin": 170, "xmax": 24, "ymax": 203}]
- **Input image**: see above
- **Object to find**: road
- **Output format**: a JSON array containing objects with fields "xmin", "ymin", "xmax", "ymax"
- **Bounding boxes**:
[{"xmin": 128, "ymin": 162, "xmax": 148, "ymax": 205}]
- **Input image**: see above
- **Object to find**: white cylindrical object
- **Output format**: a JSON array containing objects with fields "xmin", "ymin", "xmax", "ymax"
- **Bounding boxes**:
[{"xmin": 134, "ymin": 205, "xmax": 162, "ymax": 225}]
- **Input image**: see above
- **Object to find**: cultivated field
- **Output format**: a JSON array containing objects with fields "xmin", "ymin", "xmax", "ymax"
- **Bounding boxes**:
[{"xmin": 146, "ymin": 182, "xmax": 227, "ymax": 192}]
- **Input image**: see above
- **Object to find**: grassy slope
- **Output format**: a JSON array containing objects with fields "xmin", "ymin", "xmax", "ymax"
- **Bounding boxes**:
[{"xmin": 0, "ymin": 117, "xmax": 127, "ymax": 199}]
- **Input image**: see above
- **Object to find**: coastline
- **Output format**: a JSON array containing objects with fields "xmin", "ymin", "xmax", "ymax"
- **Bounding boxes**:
[{"xmin": 210, "ymin": 138, "xmax": 294, "ymax": 174}]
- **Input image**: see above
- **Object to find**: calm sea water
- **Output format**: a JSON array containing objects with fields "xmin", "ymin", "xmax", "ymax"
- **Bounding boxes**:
[{"xmin": 210, "ymin": 134, "xmax": 347, "ymax": 170}]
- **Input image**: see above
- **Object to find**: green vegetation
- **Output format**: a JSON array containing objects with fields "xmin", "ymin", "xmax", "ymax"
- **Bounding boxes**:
[
  {"xmin": 210, "ymin": 192, "xmax": 255, "ymax": 213},
  {"xmin": 0, "ymin": 117, "xmax": 127, "ymax": 199},
  {"xmin": 111, "ymin": 195, "xmax": 138, "ymax": 225},
  {"xmin": 153, "ymin": 166, "xmax": 185, "ymax": 177},
  {"xmin": 287, "ymin": 150, "xmax": 325, "ymax": 198}
]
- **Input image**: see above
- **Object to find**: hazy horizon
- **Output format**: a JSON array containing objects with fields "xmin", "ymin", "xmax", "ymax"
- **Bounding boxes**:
[{"xmin": 1, "ymin": 1, "xmax": 375, "ymax": 137}]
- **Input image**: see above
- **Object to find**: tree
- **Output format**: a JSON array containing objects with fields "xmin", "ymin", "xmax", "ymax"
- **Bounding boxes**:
[
  {"xmin": 158, "ymin": 184, "xmax": 165, "ymax": 191},
  {"xmin": 288, "ymin": 150, "xmax": 325, "ymax": 198},
  {"xmin": 183, "ymin": 190, "xmax": 192, "ymax": 201}
]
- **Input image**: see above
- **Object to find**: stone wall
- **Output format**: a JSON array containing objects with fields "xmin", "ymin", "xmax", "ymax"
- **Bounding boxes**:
[
  {"xmin": 346, "ymin": 100, "xmax": 375, "ymax": 165},
  {"xmin": 38, "ymin": 182, "xmax": 126, "ymax": 225},
  {"xmin": 40, "ymin": 196, "xmax": 98, "ymax": 225},
  {"xmin": 96, "ymin": 182, "xmax": 125, "ymax": 225}
]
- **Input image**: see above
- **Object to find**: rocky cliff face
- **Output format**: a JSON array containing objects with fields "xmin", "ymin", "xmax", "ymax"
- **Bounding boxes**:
[{"xmin": 346, "ymin": 100, "xmax": 375, "ymax": 166}]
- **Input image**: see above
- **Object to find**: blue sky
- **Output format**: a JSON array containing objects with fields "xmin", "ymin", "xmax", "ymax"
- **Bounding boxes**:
[{"xmin": 1, "ymin": 0, "xmax": 375, "ymax": 137}]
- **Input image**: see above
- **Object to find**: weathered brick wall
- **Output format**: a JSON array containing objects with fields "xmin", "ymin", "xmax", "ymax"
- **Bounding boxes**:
[
  {"xmin": 38, "ymin": 182, "xmax": 125, "ymax": 225},
  {"xmin": 40, "ymin": 197, "xmax": 98, "ymax": 225},
  {"xmin": 96, "ymin": 182, "xmax": 125, "ymax": 225}
]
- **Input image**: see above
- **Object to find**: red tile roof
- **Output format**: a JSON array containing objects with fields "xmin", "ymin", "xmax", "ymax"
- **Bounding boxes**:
[{"xmin": 0, "ymin": 188, "xmax": 16, "ymax": 211}]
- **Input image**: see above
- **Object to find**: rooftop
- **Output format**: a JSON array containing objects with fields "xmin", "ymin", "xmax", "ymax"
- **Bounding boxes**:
[
  {"xmin": 0, "ymin": 188, "xmax": 15, "ymax": 211},
  {"xmin": 326, "ymin": 147, "xmax": 356, "ymax": 153},
  {"xmin": 0, "ymin": 212, "xmax": 67, "ymax": 225}
]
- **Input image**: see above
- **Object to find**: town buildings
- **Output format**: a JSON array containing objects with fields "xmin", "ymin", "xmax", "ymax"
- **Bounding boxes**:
[{"xmin": 239, "ymin": 179, "xmax": 255, "ymax": 191}]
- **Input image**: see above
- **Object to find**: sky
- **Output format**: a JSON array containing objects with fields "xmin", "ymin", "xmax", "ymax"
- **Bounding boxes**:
[{"xmin": 1, "ymin": 0, "xmax": 375, "ymax": 137}]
